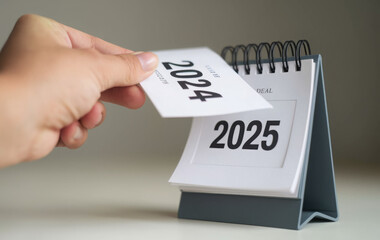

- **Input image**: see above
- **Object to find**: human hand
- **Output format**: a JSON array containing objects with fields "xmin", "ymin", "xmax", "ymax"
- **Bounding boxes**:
[{"xmin": 0, "ymin": 14, "xmax": 158, "ymax": 167}]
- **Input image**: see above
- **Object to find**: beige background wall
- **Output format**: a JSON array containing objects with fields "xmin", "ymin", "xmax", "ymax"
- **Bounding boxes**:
[{"xmin": 0, "ymin": 0, "xmax": 378, "ymax": 164}]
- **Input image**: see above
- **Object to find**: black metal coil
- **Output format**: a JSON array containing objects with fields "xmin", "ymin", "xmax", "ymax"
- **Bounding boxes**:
[{"xmin": 221, "ymin": 40, "xmax": 311, "ymax": 74}]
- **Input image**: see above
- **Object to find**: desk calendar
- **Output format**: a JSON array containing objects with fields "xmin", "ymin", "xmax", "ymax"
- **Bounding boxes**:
[{"xmin": 168, "ymin": 41, "xmax": 338, "ymax": 230}]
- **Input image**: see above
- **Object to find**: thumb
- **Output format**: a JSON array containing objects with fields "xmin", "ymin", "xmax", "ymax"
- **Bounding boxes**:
[{"xmin": 94, "ymin": 51, "xmax": 158, "ymax": 91}]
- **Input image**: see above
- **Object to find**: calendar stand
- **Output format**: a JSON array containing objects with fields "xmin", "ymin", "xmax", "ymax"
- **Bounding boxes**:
[{"xmin": 177, "ymin": 56, "xmax": 339, "ymax": 230}]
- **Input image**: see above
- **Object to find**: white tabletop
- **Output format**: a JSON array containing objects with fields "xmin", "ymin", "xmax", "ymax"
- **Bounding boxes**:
[{"xmin": 0, "ymin": 154, "xmax": 379, "ymax": 240}]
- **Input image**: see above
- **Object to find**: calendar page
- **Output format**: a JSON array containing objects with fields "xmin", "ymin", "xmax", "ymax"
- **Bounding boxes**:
[
  {"xmin": 140, "ymin": 47, "xmax": 272, "ymax": 118},
  {"xmin": 192, "ymin": 100, "xmax": 296, "ymax": 168},
  {"xmin": 169, "ymin": 59, "xmax": 316, "ymax": 198}
]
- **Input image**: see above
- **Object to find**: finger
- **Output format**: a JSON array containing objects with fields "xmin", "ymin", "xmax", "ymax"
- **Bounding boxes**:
[
  {"xmin": 80, "ymin": 101, "xmax": 106, "ymax": 129},
  {"xmin": 59, "ymin": 121, "xmax": 88, "ymax": 149},
  {"xmin": 9, "ymin": 14, "xmax": 133, "ymax": 55},
  {"xmin": 93, "ymin": 51, "xmax": 158, "ymax": 91},
  {"xmin": 60, "ymin": 24, "xmax": 133, "ymax": 54},
  {"xmin": 1, "ymin": 14, "xmax": 70, "ymax": 54},
  {"xmin": 101, "ymin": 85, "xmax": 145, "ymax": 109}
]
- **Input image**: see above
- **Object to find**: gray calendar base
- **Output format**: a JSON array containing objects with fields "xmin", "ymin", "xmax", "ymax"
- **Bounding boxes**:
[{"xmin": 178, "ymin": 192, "xmax": 336, "ymax": 230}]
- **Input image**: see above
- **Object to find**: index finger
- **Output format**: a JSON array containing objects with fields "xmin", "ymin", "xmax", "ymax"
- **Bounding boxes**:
[{"xmin": 60, "ymin": 24, "xmax": 133, "ymax": 55}]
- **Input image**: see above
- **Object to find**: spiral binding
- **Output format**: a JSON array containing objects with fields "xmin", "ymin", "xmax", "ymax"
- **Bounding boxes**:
[{"xmin": 221, "ymin": 40, "xmax": 311, "ymax": 74}]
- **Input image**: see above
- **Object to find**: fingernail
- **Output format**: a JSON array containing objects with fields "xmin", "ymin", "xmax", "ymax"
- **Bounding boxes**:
[
  {"xmin": 73, "ymin": 125, "xmax": 83, "ymax": 140},
  {"xmin": 135, "ymin": 52, "xmax": 158, "ymax": 72}
]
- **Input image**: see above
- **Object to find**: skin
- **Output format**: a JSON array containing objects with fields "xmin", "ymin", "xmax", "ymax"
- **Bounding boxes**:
[{"xmin": 0, "ymin": 14, "xmax": 158, "ymax": 168}]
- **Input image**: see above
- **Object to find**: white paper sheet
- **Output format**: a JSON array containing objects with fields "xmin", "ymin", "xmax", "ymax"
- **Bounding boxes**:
[{"xmin": 140, "ymin": 47, "xmax": 271, "ymax": 118}]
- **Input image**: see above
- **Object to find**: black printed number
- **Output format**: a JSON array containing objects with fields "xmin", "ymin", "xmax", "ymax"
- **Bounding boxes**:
[
  {"xmin": 227, "ymin": 121, "xmax": 245, "ymax": 149},
  {"xmin": 209, "ymin": 120, "xmax": 280, "ymax": 151},
  {"xmin": 189, "ymin": 90, "xmax": 222, "ymax": 102},
  {"xmin": 242, "ymin": 120, "xmax": 262, "ymax": 150},
  {"xmin": 162, "ymin": 60, "xmax": 222, "ymax": 102},
  {"xmin": 178, "ymin": 79, "xmax": 211, "ymax": 89},
  {"xmin": 262, "ymin": 121, "xmax": 280, "ymax": 151},
  {"xmin": 163, "ymin": 60, "xmax": 194, "ymax": 70},
  {"xmin": 209, "ymin": 121, "xmax": 228, "ymax": 149},
  {"xmin": 178, "ymin": 80, "xmax": 221, "ymax": 101},
  {"xmin": 171, "ymin": 70, "xmax": 203, "ymax": 79}
]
